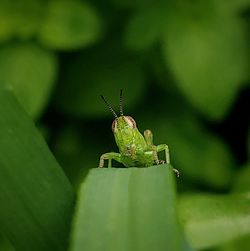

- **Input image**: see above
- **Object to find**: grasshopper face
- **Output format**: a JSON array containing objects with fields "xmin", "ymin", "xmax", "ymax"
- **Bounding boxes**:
[
  {"xmin": 112, "ymin": 116, "xmax": 136, "ymax": 133},
  {"xmin": 112, "ymin": 115, "xmax": 148, "ymax": 158},
  {"xmin": 101, "ymin": 91, "xmax": 148, "ymax": 159}
]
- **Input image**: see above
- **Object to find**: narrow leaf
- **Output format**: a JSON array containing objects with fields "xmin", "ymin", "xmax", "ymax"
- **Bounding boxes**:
[
  {"xmin": 0, "ymin": 89, "xmax": 74, "ymax": 251},
  {"xmin": 70, "ymin": 165, "xmax": 192, "ymax": 251}
]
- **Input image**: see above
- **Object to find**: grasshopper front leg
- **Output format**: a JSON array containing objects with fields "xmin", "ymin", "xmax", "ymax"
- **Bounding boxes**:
[{"xmin": 99, "ymin": 152, "xmax": 122, "ymax": 168}]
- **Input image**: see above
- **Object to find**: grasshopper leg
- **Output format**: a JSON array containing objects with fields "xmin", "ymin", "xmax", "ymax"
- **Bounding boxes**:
[
  {"xmin": 144, "ymin": 130, "xmax": 161, "ymax": 164},
  {"xmin": 156, "ymin": 144, "xmax": 170, "ymax": 164},
  {"xmin": 156, "ymin": 144, "xmax": 180, "ymax": 177},
  {"xmin": 144, "ymin": 129, "xmax": 153, "ymax": 146},
  {"xmin": 144, "ymin": 130, "xmax": 170, "ymax": 164},
  {"xmin": 172, "ymin": 168, "xmax": 180, "ymax": 178},
  {"xmin": 99, "ymin": 152, "xmax": 122, "ymax": 168}
]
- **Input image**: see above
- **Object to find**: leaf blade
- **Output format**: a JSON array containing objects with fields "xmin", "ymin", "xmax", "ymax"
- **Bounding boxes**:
[
  {"xmin": 0, "ymin": 89, "xmax": 74, "ymax": 251},
  {"xmin": 70, "ymin": 165, "xmax": 192, "ymax": 251}
]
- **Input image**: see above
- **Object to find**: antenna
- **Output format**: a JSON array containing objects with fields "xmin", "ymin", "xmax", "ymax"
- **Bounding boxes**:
[
  {"xmin": 119, "ymin": 89, "xmax": 123, "ymax": 116},
  {"xmin": 101, "ymin": 95, "xmax": 118, "ymax": 118}
]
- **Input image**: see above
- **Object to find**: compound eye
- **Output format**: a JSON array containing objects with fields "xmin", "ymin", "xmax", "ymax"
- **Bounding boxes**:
[
  {"xmin": 124, "ymin": 116, "xmax": 136, "ymax": 128},
  {"xmin": 112, "ymin": 119, "xmax": 117, "ymax": 132}
]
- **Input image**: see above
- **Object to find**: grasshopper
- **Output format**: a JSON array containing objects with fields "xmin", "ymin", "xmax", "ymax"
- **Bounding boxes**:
[{"xmin": 99, "ymin": 90, "xmax": 179, "ymax": 177}]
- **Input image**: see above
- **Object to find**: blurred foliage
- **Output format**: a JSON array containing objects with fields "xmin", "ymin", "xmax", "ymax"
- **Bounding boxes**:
[
  {"xmin": 54, "ymin": 40, "xmax": 146, "ymax": 117},
  {"xmin": 0, "ymin": 0, "xmax": 250, "ymax": 250},
  {"xmin": 178, "ymin": 193, "xmax": 250, "ymax": 249},
  {"xmin": 0, "ymin": 42, "xmax": 57, "ymax": 118},
  {"xmin": 38, "ymin": 1, "xmax": 102, "ymax": 50}
]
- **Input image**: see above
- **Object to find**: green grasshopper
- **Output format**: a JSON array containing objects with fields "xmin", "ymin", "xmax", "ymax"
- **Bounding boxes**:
[{"xmin": 99, "ymin": 90, "xmax": 179, "ymax": 177}]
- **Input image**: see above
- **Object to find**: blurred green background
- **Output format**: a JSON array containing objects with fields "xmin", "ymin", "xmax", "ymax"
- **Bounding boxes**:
[{"xmin": 0, "ymin": 0, "xmax": 250, "ymax": 250}]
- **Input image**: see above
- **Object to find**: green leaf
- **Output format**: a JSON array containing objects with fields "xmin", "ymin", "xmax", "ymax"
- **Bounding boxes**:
[
  {"xmin": 233, "ymin": 163, "xmax": 250, "ymax": 192},
  {"xmin": 111, "ymin": 0, "xmax": 154, "ymax": 9},
  {"xmin": 0, "ymin": 0, "xmax": 44, "ymax": 41},
  {"xmin": 212, "ymin": 0, "xmax": 250, "ymax": 15},
  {"xmin": 163, "ymin": 2, "xmax": 248, "ymax": 120},
  {"xmin": 124, "ymin": 5, "xmax": 165, "ymax": 50},
  {"xmin": 70, "ymin": 166, "xmax": 192, "ymax": 251},
  {"xmin": 215, "ymin": 234, "xmax": 250, "ymax": 251},
  {"xmin": 0, "ymin": 42, "xmax": 57, "ymax": 119},
  {"xmin": 38, "ymin": 0, "xmax": 102, "ymax": 50},
  {"xmin": 54, "ymin": 41, "xmax": 146, "ymax": 117},
  {"xmin": 0, "ymin": 234, "xmax": 15, "ymax": 251},
  {"xmin": 178, "ymin": 193, "xmax": 250, "ymax": 249},
  {"xmin": 0, "ymin": 89, "xmax": 74, "ymax": 251}
]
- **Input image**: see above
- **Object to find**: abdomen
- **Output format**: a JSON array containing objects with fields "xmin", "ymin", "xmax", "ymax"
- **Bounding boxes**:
[{"xmin": 121, "ymin": 152, "xmax": 155, "ymax": 167}]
